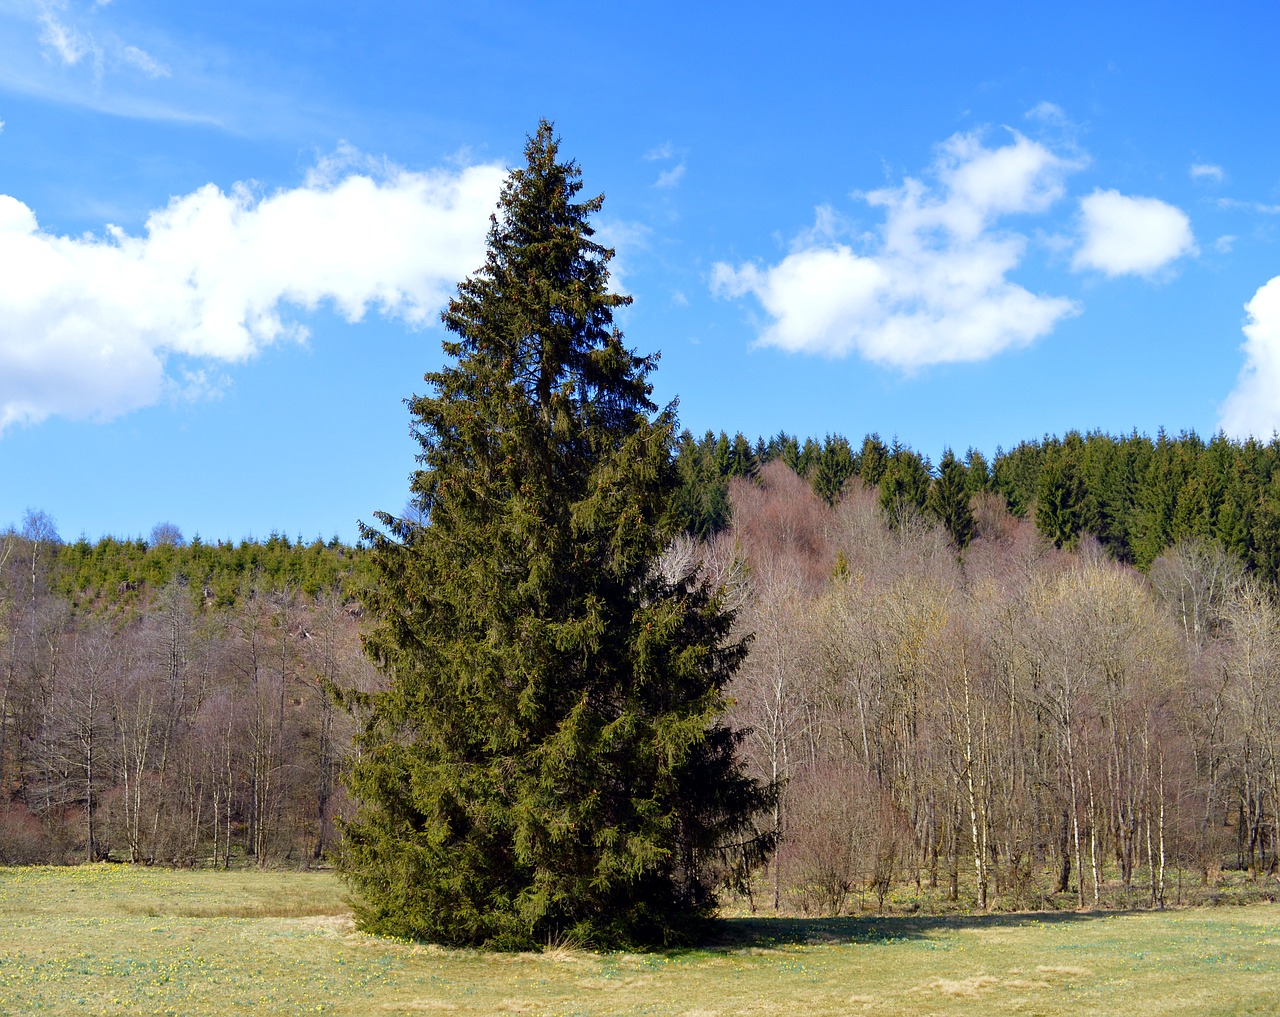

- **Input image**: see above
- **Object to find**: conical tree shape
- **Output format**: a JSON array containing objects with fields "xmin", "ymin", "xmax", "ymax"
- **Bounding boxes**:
[
  {"xmin": 340, "ymin": 122, "xmax": 771, "ymax": 950},
  {"xmin": 927, "ymin": 448, "xmax": 974, "ymax": 548}
]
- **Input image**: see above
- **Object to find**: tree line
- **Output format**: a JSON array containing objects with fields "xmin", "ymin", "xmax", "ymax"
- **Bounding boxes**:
[
  {"xmin": 0, "ymin": 512, "xmax": 376, "ymax": 866},
  {"xmin": 4, "ymin": 423, "xmax": 1280, "ymax": 915},
  {"xmin": 673, "ymin": 427, "xmax": 1280, "ymax": 582}
]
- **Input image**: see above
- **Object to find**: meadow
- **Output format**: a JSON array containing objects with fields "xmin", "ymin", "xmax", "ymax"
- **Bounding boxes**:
[{"xmin": 1, "ymin": 865, "xmax": 1279, "ymax": 1016}]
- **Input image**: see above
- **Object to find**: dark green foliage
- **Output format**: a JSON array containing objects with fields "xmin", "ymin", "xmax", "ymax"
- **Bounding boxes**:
[
  {"xmin": 981, "ymin": 428, "xmax": 1280, "ymax": 584},
  {"xmin": 963, "ymin": 447, "xmax": 991, "ymax": 494},
  {"xmin": 37, "ymin": 531, "xmax": 359, "ymax": 609},
  {"xmin": 858, "ymin": 434, "xmax": 890, "ymax": 487},
  {"xmin": 811, "ymin": 435, "xmax": 857, "ymax": 506},
  {"xmin": 769, "ymin": 432, "xmax": 802, "ymax": 474},
  {"xmin": 340, "ymin": 123, "xmax": 770, "ymax": 950},
  {"xmin": 1035, "ymin": 449, "xmax": 1087, "ymax": 549},
  {"xmin": 991, "ymin": 440, "xmax": 1044, "ymax": 518},
  {"xmin": 878, "ymin": 444, "xmax": 931, "ymax": 528},
  {"xmin": 927, "ymin": 449, "xmax": 974, "ymax": 548},
  {"xmin": 670, "ymin": 432, "xmax": 732, "ymax": 539}
]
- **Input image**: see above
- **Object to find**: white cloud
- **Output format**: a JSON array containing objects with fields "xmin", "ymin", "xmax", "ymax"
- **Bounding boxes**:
[
  {"xmin": 644, "ymin": 142, "xmax": 675, "ymax": 161},
  {"xmin": 711, "ymin": 129, "xmax": 1082, "ymax": 369},
  {"xmin": 1214, "ymin": 235, "xmax": 1236, "ymax": 254},
  {"xmin": 1072, "ymin": 190, "xmax": 1196, "ymax": 277},
  {"xmin": 1191, "ymin": 162, "xmax": 1224, "ymax": 183},
  {"xmin": 0, "ymin": 157, "xmax": 505, "ymax": 433},
  {"xmin": 1219, "ymin": 277, "xmax": 1280, "ymax": 438}
]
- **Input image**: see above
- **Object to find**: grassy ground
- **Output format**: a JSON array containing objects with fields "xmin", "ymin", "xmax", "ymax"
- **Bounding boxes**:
[{"xmin": 2, "ymin": 865, "xmax": 1279, "ymax": 1015}]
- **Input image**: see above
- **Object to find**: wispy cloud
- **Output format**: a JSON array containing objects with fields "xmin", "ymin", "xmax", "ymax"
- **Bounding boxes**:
[
  {"xmin": 0, "ymin": 2, "xmax": 217, "ymax": 125},
  {"xmin": 35, "ymin": 0, "xmax": 167, "ymax": 78},
  {"xmin": 1025, "ymin": 101, "xmax": 1069, "ymax": 125},
  {"xmin": 0, "ymin": 154, "xmax": 506, "ymax": 433},
  {"xmin": 644, "ymin": 140, "xmax": 687, "ymax": 189},
  {"xmin": 37, "ymin": 1, "xmax": 92, "ymax": 67},
  {"xmin": 121, "ymin": 43, "xmax": 169, "ymax": 79},
  {"xmin": 655, "ymin": 162, "xmax": 686, "ymax": 189},
  {"xmin": 1072, "ymin": 190, "xmax": 1196, "ymax": 277},
  {"xmin": 711, "ymin": 128, "xmax": 1082, "ymax": 369},
  {"xmin": 1216, "ymin": 197, "xmax": 1280, "ymax": 215},
  {"xmin": 1190, "ymin": 162, "xmax": 1225, "ymax": 183},
  {"xmin": 593, "ymin": 218, "xmax": 650, "ymax": 296}
]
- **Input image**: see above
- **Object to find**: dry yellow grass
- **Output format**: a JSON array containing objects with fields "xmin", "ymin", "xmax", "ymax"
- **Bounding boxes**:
[{"xmin": 2, "ymin": 865, "xmax": 1279, "ymax": 1015}]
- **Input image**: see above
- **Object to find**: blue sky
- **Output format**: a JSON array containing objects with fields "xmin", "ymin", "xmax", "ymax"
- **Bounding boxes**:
[{"xmin": 2, "ymin": 0, "xmax": 1278, "ymax": 543}]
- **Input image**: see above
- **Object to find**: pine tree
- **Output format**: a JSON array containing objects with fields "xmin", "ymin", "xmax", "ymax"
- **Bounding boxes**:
[{"xmin": 340, "ymin": 123, "xmax": 771, "ymax": 949}]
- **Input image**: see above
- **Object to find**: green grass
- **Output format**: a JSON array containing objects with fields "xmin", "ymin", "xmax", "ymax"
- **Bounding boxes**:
[{"xmin": 2, "ymin": 866, "xmax": 1280, "ymax": 1015}]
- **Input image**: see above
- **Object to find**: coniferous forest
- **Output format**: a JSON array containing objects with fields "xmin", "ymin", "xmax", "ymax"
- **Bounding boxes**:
[{"xmin": 5, "ymin": 422, "xmax": 1280, "ymax": 918}]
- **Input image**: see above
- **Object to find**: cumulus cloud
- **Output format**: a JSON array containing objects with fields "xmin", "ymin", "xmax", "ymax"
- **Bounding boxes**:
[
  {"xmin": 0, "ymin": 157, "xmax": 505, "ymax": 432},
  {"xmin": 1191, "ymin": 162, "xmax": 1224, "ymax": 183},
  {"xmin": 1073, "ymin": 190, "xmax": 1196, "ymax": 277},
  {"xmin": 711, "ymin": 129, "xmax": 1082, "ymax": 368},
  {"xmin": 1219, "ymin": 277, "xmax": 1280, "ymax": 438}
]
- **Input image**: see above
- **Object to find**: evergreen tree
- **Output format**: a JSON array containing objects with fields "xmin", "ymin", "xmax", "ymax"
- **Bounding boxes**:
[
  {"xmin": 729, "ymin": 432, "xmax": 758, "ymax": 478},
  {"xmin": 811, "ymin": 435, "xmax": 856, "ymax": 506},
  {"xmin": 927, "ymin": 448, "xmax": 975, "ymax": 548},
  {"xmin": 340, "ymin": 123, "xmax": 771, "ymax": 949},
  {"xmin": 1035, "ymin": 450, "xmax": 1087, "ymax": 549},
  {"xmin": 878, "ymin": 445, "xmax": 931, "ymax": 528},
  {"xmin": 992, "ymin": 439, "xmax": 1045, "ymax": 517},
  {"xmin": 858, "ymin": 433, "xmax": 890, "ymax": 486},
  {"xmin": 963, "ymin": 447, "xmax": 991, "ymax": 494},
  {"xmin": 770, "ymin": 431, "xmax": 802, "ymax": 473},
  {"xmin": 670, "ymin": 431, "xmax": 731, "ymax": 538}
]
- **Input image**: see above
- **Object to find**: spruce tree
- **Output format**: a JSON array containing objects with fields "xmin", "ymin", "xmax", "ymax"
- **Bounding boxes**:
[
  {"xmin": 926, "ymin": 448, "xmax": 975, "ymax": 548},
  {"xmin": 340, "ymin": 122, "xmax": 770, "ymax": 949},
  {"xmin": 1035, "ymin": 452, "xmax": 1087, "ymax": 549},
  {"xmin": 878, "ymin": 445, "xmax": 931, "ymax": 528}
]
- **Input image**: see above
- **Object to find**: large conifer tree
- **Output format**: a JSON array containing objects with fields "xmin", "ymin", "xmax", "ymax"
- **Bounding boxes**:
[{"xmin": 340, "ymin": 122, "xmax": 770, "ymax": 949}]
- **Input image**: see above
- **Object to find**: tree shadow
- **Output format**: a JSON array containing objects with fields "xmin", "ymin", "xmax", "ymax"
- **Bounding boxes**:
[{"xmin": 704, "ymin": 908, "xmax": 1135, "ymax": 950}]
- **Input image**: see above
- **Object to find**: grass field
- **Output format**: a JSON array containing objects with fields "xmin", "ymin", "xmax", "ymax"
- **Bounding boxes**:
[{"xmin": 2, "ymin": 866, "xmax": 1279, "ymax": 1015}]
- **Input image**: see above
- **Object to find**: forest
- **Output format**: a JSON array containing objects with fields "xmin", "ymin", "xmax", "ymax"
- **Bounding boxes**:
[{"xmin": 3, "ymin": 424, "xmax": 1280, "ymax": 915}]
